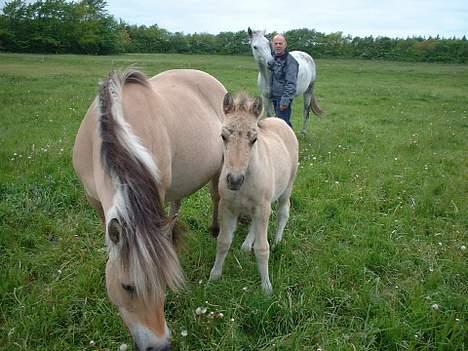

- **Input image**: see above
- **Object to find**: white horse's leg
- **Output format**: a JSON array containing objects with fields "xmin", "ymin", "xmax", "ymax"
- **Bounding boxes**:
[
  {"xmin": 253, "ymin": 203, "xmax": 273, "ymax": 294},
  {"xmin": 209, "ymin": 203, "xmax": 238, "ymax": 281},
  {"xmin": 241, "ymin": 221, "xmax": 255, "ymax": 252},
  {"xmin": 274, "ymin": 186, "xmax": 292, "ymax": 246},
  {"xmin": 262, "ymin": 94, "xmax": 274, "ymax": 117},
  {"xmin": 301, "ymin": 84, "xmax": 313, "ymax": 136}
]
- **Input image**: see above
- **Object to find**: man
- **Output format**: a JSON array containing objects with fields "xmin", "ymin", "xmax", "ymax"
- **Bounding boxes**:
[{"xmin": 268, "ymin": 34, "xmax": 298, "ymax": 128}]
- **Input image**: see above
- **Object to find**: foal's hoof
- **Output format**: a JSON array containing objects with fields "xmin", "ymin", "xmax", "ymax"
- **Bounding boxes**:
[
  {"xmin": 209, "ymin": 269, "xmax": 221, "ymax": 281},
  {"xmin": 262, "ymin": 281, "xmax": 273, "ymax": 295}
]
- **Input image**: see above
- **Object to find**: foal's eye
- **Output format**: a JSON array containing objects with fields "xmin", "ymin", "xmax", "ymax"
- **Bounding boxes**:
[
  {"xmin": 122, "ymin": 284, "xmax": 136, "ymax": 294},
  {"xmin": 221, "ymin": 134, "xmax": 227, "ymax": 141},
  {"xmin": 253, "ymin": 45, "xmax": 258, "ymax": 50},
  {"xmin": 251, "ymin": 136, "xmax": 258, "ymax": 144}
]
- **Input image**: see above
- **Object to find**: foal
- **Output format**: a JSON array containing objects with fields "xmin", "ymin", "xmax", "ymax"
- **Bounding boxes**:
[{"xmin": 209, "ymin": 93, "xmax": 299, "ymax": 294}]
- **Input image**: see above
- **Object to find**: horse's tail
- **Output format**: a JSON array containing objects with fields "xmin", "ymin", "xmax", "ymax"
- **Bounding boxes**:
[
  {"xmin": 98, "ymin": 69, "xmax": 184, "ymax": 301},
  {"xmin": 310, "ymin": 94, "xmax": 323, "ymax": 116}
]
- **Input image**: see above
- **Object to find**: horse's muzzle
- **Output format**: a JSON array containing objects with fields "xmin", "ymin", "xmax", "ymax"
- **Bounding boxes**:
[
  {"xmin": 226, "ymin": 173, "xmax": 244, "ymax": 191},
  {"xmin": 134, "ymin": 342, "xmax": 171, "ymax": 351}
]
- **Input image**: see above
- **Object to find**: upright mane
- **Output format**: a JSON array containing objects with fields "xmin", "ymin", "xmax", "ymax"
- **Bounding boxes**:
[{"xmin": 98, "ymin": 69, "xmax": 184, "ymax": 302}]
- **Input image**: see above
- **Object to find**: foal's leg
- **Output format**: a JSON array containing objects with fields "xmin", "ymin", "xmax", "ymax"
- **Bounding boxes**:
[
  {"xmin": 301, "ymin": 84, "xmax": 313, "ymax": 136},
  {"xmin": 253, "ymin": 203, "xmax": 273, "ymax": 294},
  {"xmin": 209, "ymin": 202, "xmax": 238, "ymax": 281},
  {"xmin": 274, "ymin": 186, "xmax": 293, "ymax": 246},
  {"xmin": 208, "ymin": 173, "xmax": 221, "ymax": 236},
  {"xmin": 241, "ymin": 222, "xmax": 255, "ymax": 253}
]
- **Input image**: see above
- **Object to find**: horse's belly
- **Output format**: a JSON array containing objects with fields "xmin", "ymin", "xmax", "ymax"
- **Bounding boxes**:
[{"xmin": 165, "ymin": 148, "xmax": 222, "ymax": 201}]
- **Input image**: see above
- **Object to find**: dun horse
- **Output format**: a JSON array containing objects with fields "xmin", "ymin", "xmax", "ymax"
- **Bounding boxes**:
[
  {"xmin": 73, "ymin": 69, "xmax": 226, "ymax": 350},
  {"xmin": 248, "ymin": 27, "xmax": 322, "ymax": 135},
  {"xmin": 209, "ymin": 93, "xmax": 299, "ymax": 294}
]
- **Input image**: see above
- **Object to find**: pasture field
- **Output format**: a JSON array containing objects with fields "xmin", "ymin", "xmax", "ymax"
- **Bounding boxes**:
[{"xmin": 0, "ymin": 53, "xmax": 467, "ymax": 350}]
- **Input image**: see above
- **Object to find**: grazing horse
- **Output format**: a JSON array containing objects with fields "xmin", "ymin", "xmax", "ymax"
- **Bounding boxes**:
[
  {"xmin": 72, "ymin": 69, "xmax": 226, "ymax": 350},
  {"xmin": 209, "ymin": 92, "xmax": 299, "ymax": 294},
  {"xmin": 248, "ymin": 27, "xmax": 322, "ymax": 135}
]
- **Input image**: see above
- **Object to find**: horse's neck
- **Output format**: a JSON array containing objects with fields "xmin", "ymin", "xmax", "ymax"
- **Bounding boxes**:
[{"xmin": 257, "ymin": 60, "xmax": 271, "ymax": 82}]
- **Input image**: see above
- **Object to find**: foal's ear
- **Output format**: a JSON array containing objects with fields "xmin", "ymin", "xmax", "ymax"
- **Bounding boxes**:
[
  {"xmin": 108, "ymin": 218, "xmax": 122, "ymax": 245},
  {"xmin": 223, "ymin": 93, "xmax": 235, "ymax": 114},
  {"xmin": 248, "ymin": 27, "xmax": 253, "ymax": 38},
  {"xmin": 251, "ymin": 96, "xmax": 263, "ymax": 118}
]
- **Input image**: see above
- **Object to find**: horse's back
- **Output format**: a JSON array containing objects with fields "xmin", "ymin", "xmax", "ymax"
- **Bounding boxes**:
[
  {"xmin": 73, "ymin": 69, "xmax": 227, "ymax": 205},
  {"xmin": 290, "ymin": 51, "xmax": 316, "ymax": 94},
  {"xmin": 150, "ymin": 69, "xmax": 226, "ymax": 118},
  {"xmin": 259, "ymin": 118, "xmax": 299, "ymax": 192}
]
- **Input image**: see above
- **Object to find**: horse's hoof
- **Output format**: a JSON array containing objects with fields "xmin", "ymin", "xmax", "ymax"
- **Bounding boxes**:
[
  {"xmin": 209, "ymin": 269, "xmax": 221, "ymax": 281},
  {"xmin": 241, "ymin": 241, "xmax": 253, "ymax": 253},
  {"xmin": 262, "ymin": 281, "xmax": 273, "ymax": 295},
  {"xmin": 209, "ymin": 225, "xmax": 219, "ymax": 238}
]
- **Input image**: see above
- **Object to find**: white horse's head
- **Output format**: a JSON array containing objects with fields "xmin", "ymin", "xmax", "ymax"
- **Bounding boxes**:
[{"xmin": 248, "ymin": 27, "xmax": 273, "ymax": 65}]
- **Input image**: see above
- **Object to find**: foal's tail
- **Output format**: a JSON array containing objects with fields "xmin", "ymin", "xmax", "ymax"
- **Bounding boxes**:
[{"xmin": 310, "ymin": 94, "xmax": 323, "ymax": 116}]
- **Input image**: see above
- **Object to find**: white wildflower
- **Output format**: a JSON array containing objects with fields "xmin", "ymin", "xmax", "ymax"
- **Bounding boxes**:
[
  {"xmin": 119, "ymin": 344, "xmax": 128, "ymax": 351},
  {"xmin": 460, "ymin": 245, "xmax": 466, "ymax": 251},
  {"xmin": 89, "ymin": 340, "xmax": 95, "ymax": 346},
  {"xmin": 431, "ymin": 304, "xmax": 439, "ymax": 310},
  {"xmin": 195, "ymin": 307, "xmax": 207, "ymax": 315},
  {"xmin": 181, "ymin": 329, "xmax": 188, "ymax": 337}
]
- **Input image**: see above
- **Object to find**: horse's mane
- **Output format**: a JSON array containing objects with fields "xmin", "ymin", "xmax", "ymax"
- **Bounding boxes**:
[{"xmin": 98, "ymin": 69, "xmax": 184, "ymax": 302}]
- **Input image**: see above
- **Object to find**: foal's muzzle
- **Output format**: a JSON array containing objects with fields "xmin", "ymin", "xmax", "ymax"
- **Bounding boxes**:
[{"xmin": 226, "ymin": 173, "xmax": 245, "ymax": 190}]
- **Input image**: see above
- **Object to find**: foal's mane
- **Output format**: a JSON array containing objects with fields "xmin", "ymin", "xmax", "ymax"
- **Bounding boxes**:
[{"xmin": 98, "ymin": 69, "xmax": 184, "ymax": 302}]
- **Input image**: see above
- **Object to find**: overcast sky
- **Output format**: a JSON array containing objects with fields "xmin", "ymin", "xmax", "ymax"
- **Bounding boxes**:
[{"xmin": 106, "ymin": 0, "xmax": 467, "ymax": 38}]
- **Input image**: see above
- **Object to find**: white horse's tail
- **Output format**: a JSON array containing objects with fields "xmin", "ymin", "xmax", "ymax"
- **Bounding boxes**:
[{"xmin": 310, "ymin": 94, "xmax": 323, "ymax": 116}]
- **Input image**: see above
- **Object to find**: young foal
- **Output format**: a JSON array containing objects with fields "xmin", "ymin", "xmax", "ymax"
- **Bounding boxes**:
[{"xmin": 209, "ymin": 93, "xmax": 299, "ymax": 294}]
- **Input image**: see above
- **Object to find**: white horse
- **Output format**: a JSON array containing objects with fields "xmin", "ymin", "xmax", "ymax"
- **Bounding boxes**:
[
  {"xmin": 248, "ymin": 27, "xmax": 322, "ymax": 135},
  {"xmin": 209, "ymin": 92, "xmax": 299, "ymax": 294}
]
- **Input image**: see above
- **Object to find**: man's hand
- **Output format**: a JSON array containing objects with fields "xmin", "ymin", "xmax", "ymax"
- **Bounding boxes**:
[{"xmin": 279, "ymin": 104, "xmax": 288, "ymax": 111}]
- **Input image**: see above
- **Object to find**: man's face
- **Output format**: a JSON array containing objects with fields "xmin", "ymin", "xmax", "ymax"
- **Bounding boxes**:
[{"xmin": 272, "ymin": 35, "xmax": 287, "ymax": 55}]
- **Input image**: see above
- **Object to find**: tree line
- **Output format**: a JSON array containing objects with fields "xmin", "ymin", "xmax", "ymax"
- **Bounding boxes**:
[{"xmin": 1, "ymin": 0, "xmax": 467, "ymax": 63}]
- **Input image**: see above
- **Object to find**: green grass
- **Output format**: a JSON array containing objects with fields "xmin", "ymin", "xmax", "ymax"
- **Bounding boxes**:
[{"xmin": 0, "ymin": 53, "xmax": 467, "ymax": 351}]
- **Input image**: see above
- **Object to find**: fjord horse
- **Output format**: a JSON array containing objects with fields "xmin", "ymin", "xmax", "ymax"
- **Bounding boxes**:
[{"xmin": 73, "ymin": 69, "xmax": 226, "ymax": 350}]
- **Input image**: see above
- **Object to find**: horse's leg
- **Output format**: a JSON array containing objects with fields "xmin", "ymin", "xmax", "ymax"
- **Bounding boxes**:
[
  {"xmin": 169, "ymin": 200, "xmax": 181, "ymax": 216},
  {"xmin": 253, "ymin": 203, "xmax": 273, "ymax": 294},
  {"xmin": 263, "ymin": 94, "xmax": 274, "ymax": 117},
  {"xmin": 86, "ymin": 194, "xmax": 105, "ymax": 223},
  {"xmin": 208, "ymin": 173, "xmax": 220, "ymax": 237},
  {"xmin": 301, "ymin": 84, "xmax": 313, "ymax": 136},
  {"xmin": 274, "ymin": 185, "xmax": 293, "ymax": 246},
  {"xmin": 241, "ymin": 222, "xmax": 255, "ymax": 253},
  {"xmin": 209, "ymin": 201, "xmax": 238, "ymax": 281}
]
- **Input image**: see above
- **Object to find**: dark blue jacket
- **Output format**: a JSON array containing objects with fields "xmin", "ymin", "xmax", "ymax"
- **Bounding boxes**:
[{"xmin": 268, "ymin": 50, "xmax": 299, "ymax": 106}]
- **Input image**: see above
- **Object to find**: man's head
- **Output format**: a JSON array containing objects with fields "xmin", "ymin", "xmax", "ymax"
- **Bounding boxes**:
[{"xmin": 272, "ymin": 34, "xmax": 287, "ymax": 55}]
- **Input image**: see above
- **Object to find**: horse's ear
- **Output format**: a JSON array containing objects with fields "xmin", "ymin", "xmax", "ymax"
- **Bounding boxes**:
[
  {"xmin": 108, "ymin": 218, "xmax": 122, "ymax": 245},
  {"xmin": 248, "ymin": 27, "xmax": 253, "ymax": 38},
  {"xmin": 223, "ymin": 93, "xmax": 235, "ymax": 114},
  {"xmin": 251, "ymin": 96, "xmax": 263, "ymax": 118}
]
